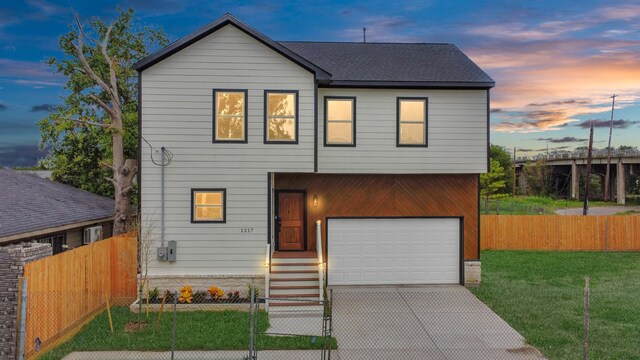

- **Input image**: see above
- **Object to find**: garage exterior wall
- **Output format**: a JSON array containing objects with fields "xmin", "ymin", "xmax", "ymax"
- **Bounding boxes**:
[{"xmin": 274, "ymin": 173, "xmax": 479, "ymax": 260}]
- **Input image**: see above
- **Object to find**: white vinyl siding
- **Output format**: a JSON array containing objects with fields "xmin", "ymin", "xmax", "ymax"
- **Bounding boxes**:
[
  {"xmin": 318, "ymin": 88, "xmax": 487, "ymax": 173},
  {"xmin": 141, "ymin": 25, "xmax": 314, "ymax": 276}
]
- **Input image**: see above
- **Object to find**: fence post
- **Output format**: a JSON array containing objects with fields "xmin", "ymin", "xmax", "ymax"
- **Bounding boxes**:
[
  {"xmin": 171, "ymin": 291, "xmax": 177, "ymax": 360},
  {"xmin": 17, "ymin": 277, "xmax": 27, "ymax": 360},
  {"xmin": 248, "ymin": 287, "xmax": 255, "ymax": 360},
  {"xmin": 583, "ymin": 276, "xmax": 590, "ymax": 360}
]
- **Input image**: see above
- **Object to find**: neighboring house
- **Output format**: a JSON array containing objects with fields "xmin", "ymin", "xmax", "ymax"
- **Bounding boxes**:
[
  {"xmin": 135, "ymin": 14, "xmax": 493, "ymax": 300},
  {"xmin": 0, "ymin": 169, "xmax": 114, "ymax": 254}
]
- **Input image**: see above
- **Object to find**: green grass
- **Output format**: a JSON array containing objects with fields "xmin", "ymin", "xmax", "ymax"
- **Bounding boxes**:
[
  {"xmin": 470, "ymin": 251, "xmax": 640, "ymax": 359},
  {"xmin": 482, "ymin": 196, "xmax": 620, "ymax": 215},
  {"xmin": 41, "ymin": 308, "xmax": 335, "ymax": 359}
]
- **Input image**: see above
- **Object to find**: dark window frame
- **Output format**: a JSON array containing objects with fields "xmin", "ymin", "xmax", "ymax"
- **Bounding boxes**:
[
  {"xmin": 212, "ymin": 89, "xmax": 249, "ymax": 143},
  {"xmin": 263, "ymin": 90, "xmax": 299, "ymax": 144},
  {"xmin": 396, "ymin": 97, "xmax": 429, "ymax": 147},
  {"xmin": 35, "ymin": 233, "xmax": 67, "ymax": 255},
  {"xmin": 324, "ymin": 96, "xmax": 357, "ymax": 147},
  {"xmin": 191, "ymin": 188, "xmax": 227, "ymax": 223}
]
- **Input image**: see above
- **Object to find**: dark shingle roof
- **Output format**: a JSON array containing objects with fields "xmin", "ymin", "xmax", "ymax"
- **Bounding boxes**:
[
  {"xmin": 279, "ymin": 42, "xmax": 494, "ymax": 87},
  {"xmin": 135, "ymin": 14, "xmax": 494, "ymax": 89},
  {"xmin": 0, "ymin": 169, "xmax": 114, "ymax": 238}
]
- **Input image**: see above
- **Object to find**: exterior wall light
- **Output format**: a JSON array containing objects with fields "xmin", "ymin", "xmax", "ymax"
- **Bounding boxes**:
[{"xmin": 313, "ymin": 194, "xmax": 318, "ymax": 207}]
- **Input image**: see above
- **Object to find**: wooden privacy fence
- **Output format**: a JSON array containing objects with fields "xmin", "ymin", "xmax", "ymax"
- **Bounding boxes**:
[
  {"xmin": 23, "ymin": 232, "xmax": 137, "ymax": 358},
  {"xmin": 481, "ymin": 215, "xmax": 640, "ymax": 250}
]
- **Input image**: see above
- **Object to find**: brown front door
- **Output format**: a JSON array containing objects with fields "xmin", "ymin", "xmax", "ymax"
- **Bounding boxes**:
[{"xmin": 276, "ymin": 191, "xmax": 306, "ymax": 251}]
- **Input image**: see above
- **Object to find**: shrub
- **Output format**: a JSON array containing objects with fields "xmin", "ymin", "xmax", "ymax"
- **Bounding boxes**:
[
  {"xmin": 148, "ymin": 287, "xmax": 160, "ymax": 302},
  {"xmin": 178, "ymin": 286, "xmax": 193, "ymax": 303},
  {"xmin": 227, "ymin": 290, "xmax": 240, "ymax": 301},
  {"xmin": 247, "ymin": 283, "xmax": 260, "ymax": 301},
  {"xmin": 208, "ymin": 285, "xmax": 225, "ymax": 299},
  {"xmin": 193, "ymin": 290, "xmax": 208, "ymax": 303}
]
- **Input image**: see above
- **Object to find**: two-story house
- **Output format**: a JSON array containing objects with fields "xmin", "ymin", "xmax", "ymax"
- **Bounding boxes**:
[{"xmin": 135, "ymin": 14, "xmax": 494, "ymax": 301}]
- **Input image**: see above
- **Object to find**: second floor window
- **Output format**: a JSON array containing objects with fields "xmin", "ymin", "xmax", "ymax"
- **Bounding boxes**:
[
  {"xmin": 325, "ymin": 97, "xmax": 356, "ymax": 146},
  {"xmin": 213, "ymin": 89, "xmax": 247, "ymax": 142},
  {"xmin": 265, "ymin": 91, "xmax": 298, "ymax": 143},
  {"xmin": 397, "ymin": 97, "xmax": 428, "ymax": 146}
]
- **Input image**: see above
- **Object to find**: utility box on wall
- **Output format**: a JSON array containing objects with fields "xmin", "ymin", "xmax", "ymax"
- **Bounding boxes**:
[{"xmin": 157, "ymin": 241, "xmax": 177, "ymax": 262}]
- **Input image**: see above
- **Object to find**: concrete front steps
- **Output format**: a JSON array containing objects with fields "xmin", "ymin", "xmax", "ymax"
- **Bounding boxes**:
[{"xmin": 269, "ymin": 253, "xmax": 322, "ymax": 309}]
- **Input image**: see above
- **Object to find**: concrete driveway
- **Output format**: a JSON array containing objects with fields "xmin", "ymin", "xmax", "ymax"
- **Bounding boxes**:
[{"xmin": 330, "ymin": 285, "xmax": 544, "ymax": 360}]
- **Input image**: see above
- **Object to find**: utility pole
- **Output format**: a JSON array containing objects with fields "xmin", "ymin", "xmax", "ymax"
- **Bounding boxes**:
[
  {"xmin": 583, "ymin": 121, "xmax": 595, "ymax": 215},
  {"xmin": 604, "ymin": 94, "xmax": 617, "ymax": 202},
  {"xmin": 513, "ymin": 147, "xmax": 517, "ymax": 196}
]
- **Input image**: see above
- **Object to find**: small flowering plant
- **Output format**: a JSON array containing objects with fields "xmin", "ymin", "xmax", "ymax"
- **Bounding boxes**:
[
  {"xmin": 208, "ymin": 285, "xmax": 225, "ymax": 299},
  {"xmin": 178, "ymin": 285, "xmax": 193, "ymax": 303}
]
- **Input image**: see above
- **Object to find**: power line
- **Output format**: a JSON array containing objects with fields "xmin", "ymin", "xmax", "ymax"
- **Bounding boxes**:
[{"xmin": 141, "ymin": 135, "xmax": 172, "ymax": 167}]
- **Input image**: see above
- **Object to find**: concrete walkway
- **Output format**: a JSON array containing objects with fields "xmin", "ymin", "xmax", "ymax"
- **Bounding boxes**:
[
  {"xmin": 330, "ymin": 285, "xmax": 544, "ymax": 360},
  {"xmin": 555, "ymin": 205, "xmax": 640, "ymax": 215}
]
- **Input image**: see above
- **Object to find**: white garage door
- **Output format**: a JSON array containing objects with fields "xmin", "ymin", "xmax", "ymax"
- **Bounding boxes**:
[{"xmin": 327, "ymin": 218, "xmax": 460, "ymax": 285}]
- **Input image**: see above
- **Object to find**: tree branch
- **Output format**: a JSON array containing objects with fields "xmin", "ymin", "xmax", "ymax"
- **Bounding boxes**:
[
  {"xmin": 71, "ymin": 118, "xmax": 111, "ymax": 129},
  {"xmin": 73, "ymin": 14, "xmax": 112, "ymax": 96},
  {"xmin": 105, "ymin": 177, "xmax": 117, "ymax": 187},
  {"xmin": 88, "ymin": 94, "xmax": 116, "ymax": 118}
]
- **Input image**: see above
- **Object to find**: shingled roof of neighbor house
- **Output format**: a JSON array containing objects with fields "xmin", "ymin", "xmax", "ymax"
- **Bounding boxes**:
[
  {"xmin": 0, "ymin": 169, "xmax": 114, "ymax": 239},
  {"xmin": 134, "ymin": 13, "xmax": 494, "ymax": 88}
]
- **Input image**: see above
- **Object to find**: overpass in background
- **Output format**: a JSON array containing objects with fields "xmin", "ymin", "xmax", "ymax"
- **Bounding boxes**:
[{"xmin": 515, "ymin": 149, "xmax": 640, "ymax": 205}]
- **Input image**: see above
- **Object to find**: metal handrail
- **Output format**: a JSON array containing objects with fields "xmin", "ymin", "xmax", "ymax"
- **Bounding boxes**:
[{"xmin": 316, "ymin": 220, "xmax": 324, "ymax": 301}]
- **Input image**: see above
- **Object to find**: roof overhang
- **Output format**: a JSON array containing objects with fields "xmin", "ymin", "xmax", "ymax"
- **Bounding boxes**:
[
  {"xmin": 0, "ymin": 216, "xmax": 115, "ymax": 244},
  {"xmin": 134, "ymin": 13, "xmax": 331, "ymax": 81},
  {"xmin": 321, "ymin": 80, "xmax": 495, "ymax": 89}
]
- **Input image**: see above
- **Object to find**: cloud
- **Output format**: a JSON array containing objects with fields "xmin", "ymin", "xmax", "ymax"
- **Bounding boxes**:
[
  {"xmin": 575, "ymin": 119, "xmax": 640, "ymax": 129},
  {"xmin": 0, "ymin": 103, "xmax": 6, "ymax": 111},
  {"xmin": 31, "ymin": 104, "xmax": 58, "ymax": 112},
  {"xmin": 527, "ymin": 99, "xmax": 590, "ymax": 107},
  {"xmin": 0, "ymin": 145, "xmax": 49, "ymax": 168},
  {"xmin": 536, "ymin": 137, "xmax": 588, "ymax": 143},
  {"xmin": 14, "ymin": 79, "xmax": 63, "ymax": 87},
  {"xmin": 490, "ymin": 108, "xmax": 503, "ymax": 113},
  {"xmin": 0, "ymin": 59, "xmax": 58, "ymax": 80}
]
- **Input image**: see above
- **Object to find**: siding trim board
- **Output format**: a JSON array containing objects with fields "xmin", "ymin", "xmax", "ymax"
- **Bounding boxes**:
[
  {"xmin": 323, "ymin": 96, "xmax": 357, "ymax": 147},
  {"xmin": 396, "ymin": 97, "xmax": 429, "ymax": 148},
  {"xmin": 212, "ymin": 89, "xmax": 249, "ymax": 144},
  {"xmin": 263, "ymin": 90, "xmax": 300, "ymax": 144}
]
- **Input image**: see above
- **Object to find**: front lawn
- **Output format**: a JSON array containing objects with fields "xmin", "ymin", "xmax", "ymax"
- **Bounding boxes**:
[
  {"xmin": 42, "ymin": 308, "xmax": 334, "ymax": 359},
  {"xmin": 471, "ymin": 251, "xmax": 640, "ymax": 359}
]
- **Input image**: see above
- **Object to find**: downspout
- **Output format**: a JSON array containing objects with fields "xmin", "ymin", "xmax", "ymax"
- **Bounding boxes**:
[{"xmin": 161, "ymin": 147, "xmax": 165, "ymax": 247}]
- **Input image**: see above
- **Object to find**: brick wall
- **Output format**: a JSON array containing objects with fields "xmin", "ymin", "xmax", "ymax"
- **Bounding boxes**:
[{"xmin": 0, "ymin": 243, "xmax": 51, "ymax": 359}]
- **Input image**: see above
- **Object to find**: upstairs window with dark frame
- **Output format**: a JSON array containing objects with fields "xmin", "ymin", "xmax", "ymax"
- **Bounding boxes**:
[
  {"xmin": 397, "ymin": 97, "xmax": 428, "ymax": 146},
  {"xmin": 325, "ymin": 97, "xmax": 356, "ymax": 146},
  {"xmin": 192, "ymin": 189, "xmax": 226, "ymax": 223},
  {"xmin": 265, "ymin": 91, "xmax": 298, "ymax": 143},
  {"xmin": 213, "ymin": 90, "xmax": 248, "ymax": 143}
]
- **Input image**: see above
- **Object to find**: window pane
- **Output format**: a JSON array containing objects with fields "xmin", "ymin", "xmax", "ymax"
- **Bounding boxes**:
[
  {"xmin": 196, "ymin": 206, "xmax": 222, "ymax": 220},
  {"xmin": 196, "ymin": 192, "xmax": 222, "ymax": 206},
  {"xmin": 400, "ymin": 123, "xmax": 425, "ymax": 144},
  {"xmin": 400, "ymin": 100, "xmax": 425, "ymax": 122},
  {"xmin": 268, "ymin": 118, "xmax": 296, "ymax": 141},
  {"xmin": 327, "ymin": 99, "xmax": 353, "ymax": 121},
  {"xmin": 216, "ymin": 117, "xmax": 244, "ymax": 140},
  {"xmin": 268, "ymin": 93, "xmax": 295, "ymax": 117},
  {"xmin": 216, "ymin": 92, "xmax": 244, "ymax": 116},
  {"xmin": 327, "ymin": 122, "xmax": 353, "ymax": 144}
]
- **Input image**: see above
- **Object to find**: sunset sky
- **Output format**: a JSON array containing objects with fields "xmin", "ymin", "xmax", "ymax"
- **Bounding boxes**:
[{"xmin": 1, "ymin": 0, "xmax": 639, "ymax": 166}]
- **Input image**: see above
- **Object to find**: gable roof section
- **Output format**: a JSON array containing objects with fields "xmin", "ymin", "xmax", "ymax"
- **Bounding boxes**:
[
  {"xmin": 134, "ymin": 13, "xmax": 331, "ymax": 81},
  {"xmin": 280, "ymin": 42, "xmax": 494, "ymax": 88},
  {"xmin": 135, "ymin": 13, "xmax": 494, "ymax": 89},
  {"xmin": 0, "ymin": 169, "xmax": 114, "ymax": 239}
]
